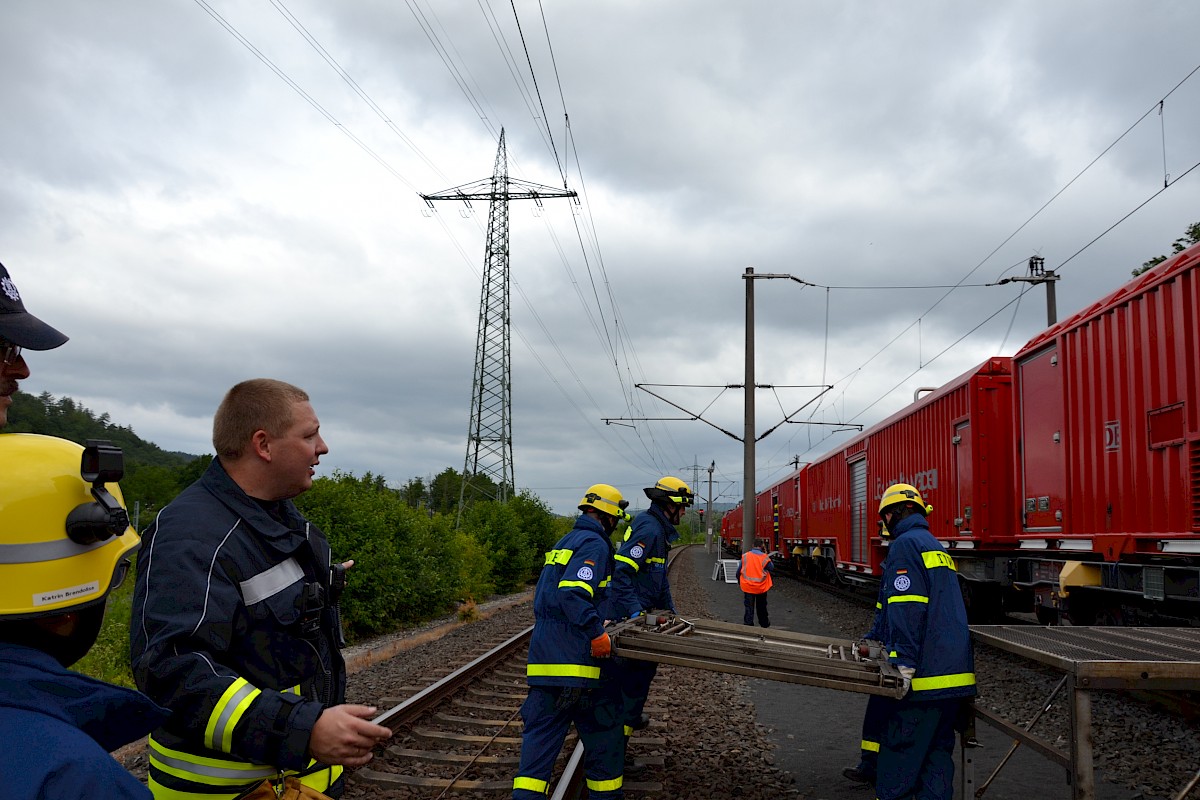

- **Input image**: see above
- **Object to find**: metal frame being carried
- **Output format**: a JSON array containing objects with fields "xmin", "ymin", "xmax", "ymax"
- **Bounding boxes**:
[{"xmin": 609, "ymin": 614, "xmax": 908, "ymax": 697}]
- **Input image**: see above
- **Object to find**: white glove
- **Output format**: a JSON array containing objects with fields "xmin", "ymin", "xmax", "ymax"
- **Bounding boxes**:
[{"xmin": 898, "ymin": 666, "xmax": 915, "ymax": 695}]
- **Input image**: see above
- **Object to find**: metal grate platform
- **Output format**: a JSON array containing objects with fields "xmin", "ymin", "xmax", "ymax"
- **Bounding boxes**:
[
  {"xmin": 609, "ymin": 615, "xmax": 907, "ymax": 697},
  {"xmin": 970, "ymin": 626, "xmax": 1200, "ymax": 800},
  {"xmin": 971, "ymin": 625, "xmax": 1200, "ymax": 689}
]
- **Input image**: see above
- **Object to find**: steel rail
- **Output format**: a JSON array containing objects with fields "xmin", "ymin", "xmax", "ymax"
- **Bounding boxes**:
[{"xmin": 371, "ymin": 625, "xmax": 533, "ymax": 732}]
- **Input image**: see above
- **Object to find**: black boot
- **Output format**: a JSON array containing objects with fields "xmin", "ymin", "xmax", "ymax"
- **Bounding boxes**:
[{"xmin": 842, "ymin": 764, "xmax": 874, "ymax": 784}]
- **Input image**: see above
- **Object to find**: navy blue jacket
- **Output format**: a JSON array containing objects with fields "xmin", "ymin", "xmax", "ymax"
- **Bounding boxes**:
[
  {"xmin": 526, "ymin": 514, "xmax": 615, "ymax": 688},
  {"xmin": 874, "ymin": 514, "xmax": 976, "ymax": 701},
  {"xmin": 130, "ymin": 458, "xmax": 345, "ymax": 792},
  {"xmin": 0, "ymin": 642, "xmax": 169, "ymax": 799},
  {"xmin": 607, "ymin": 505, "xmax": 678, "ymax": 618}
]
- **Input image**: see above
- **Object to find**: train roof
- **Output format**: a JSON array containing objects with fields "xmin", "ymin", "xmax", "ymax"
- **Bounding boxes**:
[{"xmin": 1016, "ymin": 239, "xmax": 1200, "ymax": 357}]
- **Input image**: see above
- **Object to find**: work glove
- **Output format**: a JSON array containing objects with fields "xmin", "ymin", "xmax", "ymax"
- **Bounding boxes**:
[
  {"xmin": 591, "ymin": 632, "xmax": 612, "ymax": 658},
  {"xmin": 898, "ymin": 665, "xmax": 915, "ymax": 696}
]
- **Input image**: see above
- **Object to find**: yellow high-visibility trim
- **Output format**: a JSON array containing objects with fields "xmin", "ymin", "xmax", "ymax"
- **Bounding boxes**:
[
  {"xmin": 544, "ymin": 549, "xmax": 574, "ymax": 566},
  {"xmin": 615, "ymin": 554, "xmax": 640, "ymax": 572},
  {"xmin": 912, "ymin": 672, "xmax": 976, "ymax": 692},
  {"xmin": 589, "ymin": 776, "xmax": 624, "ymax": 791},
  {"xmin": 204, "ymin": 679, "xmax": 260, "ymax": 753},
  {"xmin": 861, "ymin": 739, "xmax": 880, "ymax": 753},
  {"xmin": 887, "ymin": 594, "xmax": 929, "ymax": 604},
  {"xmin": 558, "ymin": 580, "xmax": 594, "ymax": 596},
  {"xmin": 148, "ymin": 738, "xmax": 341, "ymax": 796},
  {"xmin": 513, "ymin": 776, "xmax": 549, "ymax": 794},
  {"xmin": 646, "ymin": 556, "xmax": 665, "ymax": 565},
  {"xmin": 922, "ymin": 550, "xmax": 956, "ymax": 570},
  {"xmin": 527, "ymin": 663, "xmax": 601, "ymax": 679}
]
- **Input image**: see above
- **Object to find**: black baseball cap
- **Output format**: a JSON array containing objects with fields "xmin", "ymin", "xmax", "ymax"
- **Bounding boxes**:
[{"xmin": 0, "ymin": 261, "xmax": 69, "ymax": 350}]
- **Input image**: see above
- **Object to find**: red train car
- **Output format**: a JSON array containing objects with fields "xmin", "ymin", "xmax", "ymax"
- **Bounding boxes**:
[
  {"xmin": 796, "ymin": 356, "xmax": 1016, "ymax": 618},
  {"xmin": 1011, "ymin": 241, "xmax": 1200, "ymax": 623},
  {"xmin": 738, "ymin": 239, "xmax": 1200, "ymax": 624}
]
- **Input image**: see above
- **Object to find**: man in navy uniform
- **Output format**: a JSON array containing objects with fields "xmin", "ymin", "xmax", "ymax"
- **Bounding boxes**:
[
  {"xmin": 871, "ymin": 483, "xmax": 976, "ymax": 800},
  {"xmin": 513, "ymin": 484, "xmax": 627, "ymax": 800}
]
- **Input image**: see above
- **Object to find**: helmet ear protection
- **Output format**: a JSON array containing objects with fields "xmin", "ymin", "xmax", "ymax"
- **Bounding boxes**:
[{"xmin": 66, "ymin": 440, "xmax": 130, "ymax": 545}]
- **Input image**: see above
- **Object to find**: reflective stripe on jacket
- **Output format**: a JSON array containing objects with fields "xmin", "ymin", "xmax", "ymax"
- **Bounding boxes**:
[
  {"xmin": 738, "ymin": 549, "xmax": 773, "ymax": 594},
  {"xmin": 130, "ymin": 458, "xmax": 346, "ymax": 798}
]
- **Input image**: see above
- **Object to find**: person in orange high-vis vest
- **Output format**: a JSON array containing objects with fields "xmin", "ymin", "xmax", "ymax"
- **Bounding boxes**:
[{"xmin": 736, "ymin": 545, "xmax": 774, "ymax": 627}]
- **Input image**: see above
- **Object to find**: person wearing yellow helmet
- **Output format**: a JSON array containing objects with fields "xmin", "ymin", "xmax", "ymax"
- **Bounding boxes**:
[
  {"xmin": 130, "ymin": 379, "xmax": 391, "ymax": 799},
  {"xmin": 513, "ymin": 484, "xmax": 627, "ymax": 800},
  {"xmin": 606, "ymin": 475, "xmax": 694, "ymax": 777},
  {"xmin": 1, "ymin": 259, "xmax": 170, "ymax": 799},
  {"xmin": 868, "ymin": 483, "xmax": 975, "ymax": 800}
]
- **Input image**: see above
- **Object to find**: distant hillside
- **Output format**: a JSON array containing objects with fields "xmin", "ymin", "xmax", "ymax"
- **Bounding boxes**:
[{"xmin": 6, "ymin": 390, "xmax": 198, "ymax": 467}]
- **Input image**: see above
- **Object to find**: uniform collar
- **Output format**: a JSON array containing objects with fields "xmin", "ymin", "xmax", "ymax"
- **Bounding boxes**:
[
  {"xmin": 202, "ymin": 457, "xmax": 308, "ymax": 545},
  {"xmin": 890, "ymin": 513, "xmax": 929, "ymax": 538}
]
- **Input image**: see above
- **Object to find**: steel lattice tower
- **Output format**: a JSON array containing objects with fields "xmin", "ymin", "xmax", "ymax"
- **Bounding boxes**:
[{"xmin": 421, "ymin": 129, "xmax": 576, "ymax": 509}]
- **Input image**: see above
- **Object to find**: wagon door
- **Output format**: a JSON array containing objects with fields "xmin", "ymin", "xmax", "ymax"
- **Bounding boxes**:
[
  {"xmin": 1018, "ymin": 345, "xmax": 1066, "ymax": 532},
  {"xmin": 954, "ymin": 419, "xmax": 974, "ymax": 535},
  {"xmin": 849, "ymin": 457, "xmax": 868, "ymax": 561}
]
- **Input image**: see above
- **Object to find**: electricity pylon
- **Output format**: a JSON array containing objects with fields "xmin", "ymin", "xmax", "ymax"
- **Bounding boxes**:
[{"xmin": 420, "ymin": 129, "xmax": 577, "ymax": 513}]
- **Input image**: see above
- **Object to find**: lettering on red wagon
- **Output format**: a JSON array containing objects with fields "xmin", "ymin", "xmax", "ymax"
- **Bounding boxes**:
[{"xmin": 1104, "ymin": 421, "xmax": 1120, "ymax": 452}]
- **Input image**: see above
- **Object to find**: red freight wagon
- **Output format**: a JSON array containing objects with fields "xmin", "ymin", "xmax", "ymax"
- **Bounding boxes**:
[
  {"xmin": 1011, "ymin": 241, "xmax": 1200, "ymax": 624},
  {"xmin": 797, "ymin": 357, "xmax": 1016, "ymax": 618}
]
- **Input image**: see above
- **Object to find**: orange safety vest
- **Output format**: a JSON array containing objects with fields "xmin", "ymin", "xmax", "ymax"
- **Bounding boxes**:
[{"xmin": 739, "ymin": 550, "xmax": 773, "ymax": 594}]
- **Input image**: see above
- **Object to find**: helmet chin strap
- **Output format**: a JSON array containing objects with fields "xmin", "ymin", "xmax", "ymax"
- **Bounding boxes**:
[{"xmin": 666, "ymin": 503, "xmax": 684, "ymax": 525}]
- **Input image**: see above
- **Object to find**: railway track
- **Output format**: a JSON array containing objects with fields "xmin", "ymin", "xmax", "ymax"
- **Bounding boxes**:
[{"xmin": 345, "ymin": 547, "xmax": 693, "ymax": 797}]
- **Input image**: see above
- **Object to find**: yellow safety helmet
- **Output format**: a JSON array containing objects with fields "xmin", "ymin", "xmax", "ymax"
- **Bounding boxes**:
[
  {"xmin": 878, "ymin": 482, "xmax": 930, "ymax": 518},
  {"xmin": 644, "ymin": 475, "xmax": 694, "ymax": 507},
  {"xmin": 0, "ymin": 434, "xmax": 139, "ymax": 620},
  {"xmin": 578, "ymin": 483, "xmax": 625, "ymax": 518}
]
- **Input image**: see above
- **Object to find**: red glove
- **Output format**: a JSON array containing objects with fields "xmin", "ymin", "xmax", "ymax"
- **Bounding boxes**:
[{"xmin": 590, "ymin": 632, "xmax": 612, "ymax": 658}]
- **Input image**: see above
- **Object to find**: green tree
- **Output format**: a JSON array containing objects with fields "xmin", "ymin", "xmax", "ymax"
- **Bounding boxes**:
[{"xmin": 1132, "ymin": 221, "xmax": 1200, "ymax": 276}]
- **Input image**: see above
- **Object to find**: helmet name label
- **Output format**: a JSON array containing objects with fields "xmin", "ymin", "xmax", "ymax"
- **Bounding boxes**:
[{"xmin": 35, "ymin": 580, "xmax": 100, "ymax": 607}]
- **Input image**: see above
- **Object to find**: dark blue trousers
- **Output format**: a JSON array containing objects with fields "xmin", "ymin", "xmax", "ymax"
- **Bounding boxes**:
[
  {"xmin": 875, "ymin": 697, "xmax": 960, "ymax": 800},
  {"xmin": 852, "ymin": 693, "xmax": 887, "ymax": 778},
  {"xmin": 513, "ymin": 684, "xmax": 625, "ymax": 799},
  {"xmin": 742, "ymin": 591, "xmax": 769, "ymax": 627},
  {"xmin": 614, "ymin": 658, "xmax": 658, "ymax": 737}
]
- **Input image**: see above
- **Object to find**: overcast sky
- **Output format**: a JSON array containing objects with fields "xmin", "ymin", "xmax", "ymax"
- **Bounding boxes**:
[{"xmin": 4, "ymin": 1, "xmax": 1199, "ymax": 515}]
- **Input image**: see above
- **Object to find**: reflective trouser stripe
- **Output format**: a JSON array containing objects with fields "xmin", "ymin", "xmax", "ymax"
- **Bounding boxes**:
[
  {"xmin": 514, "ymin": 776, "xmax": 549, "ymax": 794},
  {"xmin": 861, "ymin": 738, "xmax": 880, "ymax": 753},
  {"xmin": 588, "ymin": 776, "xmax": 624, "ymax": 792}
]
